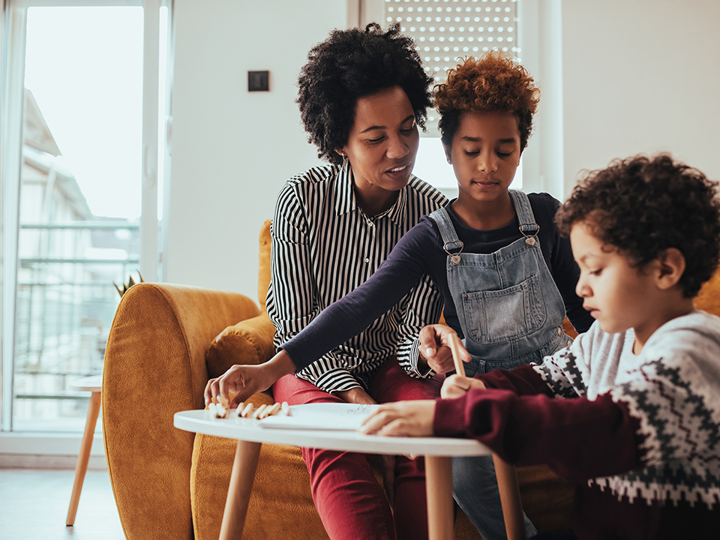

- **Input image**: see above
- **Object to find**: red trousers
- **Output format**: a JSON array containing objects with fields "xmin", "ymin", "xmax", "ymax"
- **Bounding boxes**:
[{"xmin": 273, "ymin": 357, "xmax": 443, "ymax": 540}]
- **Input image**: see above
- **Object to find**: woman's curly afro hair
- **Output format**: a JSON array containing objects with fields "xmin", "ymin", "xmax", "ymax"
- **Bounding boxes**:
[
  {"xmin": 434, "ymin": 52, "xmax": 540, "ymax": 151},
  {"xmin": 297, "ymin": 23, "xmax": 433, "ymax": 165},
  {"xmin": 556, "ymin": 154, "xmax": 720, "ymax": 298}
]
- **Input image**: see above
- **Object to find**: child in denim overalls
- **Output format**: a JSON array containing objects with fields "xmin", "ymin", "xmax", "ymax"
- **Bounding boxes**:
[
  {"xmin": 419, "ymin": 54, "xmax": 585, "ymax": 539},
  {"xmin": 429, "ymin": 191, "xmax": 570, "ymax": 538},
  {"xmin": 208, "ymin": 53, "xmax": 593, "ymax": 539}
]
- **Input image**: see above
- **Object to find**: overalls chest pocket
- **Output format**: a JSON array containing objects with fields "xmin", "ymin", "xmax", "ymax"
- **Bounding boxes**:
[{"xmin": 461, "ymin": 272, "xmax": 546, "ymax": 344}]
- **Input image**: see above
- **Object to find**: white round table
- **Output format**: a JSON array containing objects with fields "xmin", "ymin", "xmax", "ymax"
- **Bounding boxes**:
[
  {"xmin": 175, "ymin": 407, "xmax": 496, "ymax": 540},
  {"xmin": 66, "ymin": 375, "xmax": 103, "ymax": 526}
]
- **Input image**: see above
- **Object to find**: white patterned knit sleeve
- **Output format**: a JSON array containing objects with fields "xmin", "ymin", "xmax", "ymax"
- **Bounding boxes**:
[{"xmin": 607, "ymin": 313, "xmax": 720, "ymax": 468}]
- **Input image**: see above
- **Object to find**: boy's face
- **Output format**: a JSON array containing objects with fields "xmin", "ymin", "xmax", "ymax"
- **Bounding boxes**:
[{"xmin": 570, "ymin": 222, "xmax": 658, "ymax": 336}]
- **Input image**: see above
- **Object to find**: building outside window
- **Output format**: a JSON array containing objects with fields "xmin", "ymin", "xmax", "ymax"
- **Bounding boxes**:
[{"xmin": 1, "ymin": 1, "xmax": 172, "ymax": 441}]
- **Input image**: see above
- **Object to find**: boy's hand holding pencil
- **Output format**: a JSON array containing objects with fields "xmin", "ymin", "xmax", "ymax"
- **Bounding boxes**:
[
  {"xmin": 441, "ymin": 334, "xmax": 486, "ymax": 399},
  {"xmin": 359, "ymin": 333, "xmax": 478, "ymax": 437}
]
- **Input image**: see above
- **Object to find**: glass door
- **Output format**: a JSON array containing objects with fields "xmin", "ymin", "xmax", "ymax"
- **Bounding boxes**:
[{"xmin": 1, "ymin": 1, "xmax": 171, "ymax": 434}]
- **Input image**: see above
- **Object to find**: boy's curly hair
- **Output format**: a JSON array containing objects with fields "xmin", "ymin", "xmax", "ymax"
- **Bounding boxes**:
[
  {"xmin": 297, "ymin": 23, "xmax": 433, "ymax": 165},
  {"xmin": 556, "ymin": 154, "xmax": 720, "ymax": 298},
  {"xmin": 434, "ymin": 52, "xmax": 540, "ymax": 150}
]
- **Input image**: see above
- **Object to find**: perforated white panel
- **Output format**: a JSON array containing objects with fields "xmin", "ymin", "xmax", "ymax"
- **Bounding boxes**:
[{"xmin": 385, "ymin": 0, "xmax": 519, "ymax": 135}]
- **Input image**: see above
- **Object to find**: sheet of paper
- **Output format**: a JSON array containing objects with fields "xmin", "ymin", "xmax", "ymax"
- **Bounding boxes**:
[{"xmin": 259, "ymin": 403, "xmax": 380, "ymax": 431}]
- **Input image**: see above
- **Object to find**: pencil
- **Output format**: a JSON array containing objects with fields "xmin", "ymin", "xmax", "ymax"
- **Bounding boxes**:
[
  {"xmin": 252, "ymin": 404, "xmax": 267, "ymax": 419},
  {"xmin": 266, "ymin": 402, "xmax": 282, "ymax": 416},
  {"xmin": 448, "ymin": 333, "xmax": 466, "ymax": 377},
  {"xmin": 240, "ymin": 402, "xmax": 254, "ymax": 418}
]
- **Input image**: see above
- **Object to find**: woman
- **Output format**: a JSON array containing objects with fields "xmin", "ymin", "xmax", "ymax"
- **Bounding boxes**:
[{"xmin": 208, "ymin": 23, "xmax": 447, "ymax": 540}]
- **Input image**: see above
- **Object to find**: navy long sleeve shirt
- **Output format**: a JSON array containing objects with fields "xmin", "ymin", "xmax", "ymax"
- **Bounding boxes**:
[{"xmin": 282, "ymin": 193, "xmax": 594, "ymax": 371}]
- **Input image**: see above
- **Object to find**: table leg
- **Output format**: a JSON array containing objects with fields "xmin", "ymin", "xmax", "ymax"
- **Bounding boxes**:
[
  {"xmin": 66, "ymin": 391, "xmax": 101, "ymax": 526},
  {"xmin": 425, "ymin": 455, "xmax": 454, "ymax": 540},
  {"xmin": 219, "ymin": 440, "xmax": 262, "ymax": 540},
  {"xmin": 493, "ymin": 454, "xmax": 527, "ymax": 540}
]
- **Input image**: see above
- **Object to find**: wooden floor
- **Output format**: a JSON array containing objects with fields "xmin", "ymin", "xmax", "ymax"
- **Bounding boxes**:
[{"xmin": 0, "ymin": 469, "xmax": 126, "ymax": 539}]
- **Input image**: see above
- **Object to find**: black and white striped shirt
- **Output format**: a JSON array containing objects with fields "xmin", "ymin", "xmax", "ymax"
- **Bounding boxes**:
[{"xmin": 266, "ymin": 164, "xmax": 447, "ymax": 394}]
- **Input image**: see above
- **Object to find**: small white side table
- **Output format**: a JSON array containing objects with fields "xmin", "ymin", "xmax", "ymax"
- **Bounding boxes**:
[
  {"xmin": 66, "ymin": 375, "xmax": 103, "ymax": 527},
  {"xmin": 175, "ymin": 406, "xmax": 514, "ymax": 540}
]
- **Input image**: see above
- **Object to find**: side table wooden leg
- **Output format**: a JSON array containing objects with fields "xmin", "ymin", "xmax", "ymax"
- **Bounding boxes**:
[
  {"xmin": 425, "ymin": 455, "xmax": 454, "ymax": 540},
  {"xmin": 219, "ymin": 440, "xmax": 262, "ymax": 540},
  {"xmin": 66, "ymin": 391, "xmax": 101, "ymax": 526},
  {"xmin": 493, "ymin": 454, "xmax": 527, "ymax": 540}
]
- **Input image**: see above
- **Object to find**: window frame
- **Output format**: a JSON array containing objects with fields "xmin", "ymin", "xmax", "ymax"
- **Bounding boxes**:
[{"xmin": 0, "ymin": 0, "xmax": 173, "ymax": 460}]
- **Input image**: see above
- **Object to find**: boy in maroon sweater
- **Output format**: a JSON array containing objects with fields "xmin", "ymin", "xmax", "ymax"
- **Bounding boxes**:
[{"xmin": 361, "ymin": 154, "xmax": 720, "ymax": 539}]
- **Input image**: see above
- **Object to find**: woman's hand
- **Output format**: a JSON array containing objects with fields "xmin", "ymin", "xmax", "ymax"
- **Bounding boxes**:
[
  {"xmin": 441, "ymin": 374, "xmax": 486, "ymax": 399},
  {"xmin": 417, "ymin": 324, "xmax": 472, "ymax": 374},
  {"xmin": 358, "ymin": 400, "xmax": 436, "ymax": 437},
  {"xmin": 204, "ymin": 350, "xmax": 296, "ymax": 408}
]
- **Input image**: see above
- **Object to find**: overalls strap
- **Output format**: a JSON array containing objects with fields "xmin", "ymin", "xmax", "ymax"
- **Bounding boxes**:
[
  {"xmin": 509, "ymin": 190, "xmax": 539, "ymax": 238},
  {"xmin": 429, "ymin": 207, "xmax": 464, "ymax": 255}
]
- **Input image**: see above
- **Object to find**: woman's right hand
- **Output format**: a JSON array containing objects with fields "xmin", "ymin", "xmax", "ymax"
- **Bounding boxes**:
[{"xmin": 204, "ymin": 350, "xmax": 296, "ymax": 408}]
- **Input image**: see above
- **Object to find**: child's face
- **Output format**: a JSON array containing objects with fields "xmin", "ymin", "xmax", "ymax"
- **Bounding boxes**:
[
  {"xmin": 446, "ymin": 111, "xmax": 521, "ymax": 205},
  {"xmin": 570, "ymin": 222, "xmax": 658, "ymax": 336}
]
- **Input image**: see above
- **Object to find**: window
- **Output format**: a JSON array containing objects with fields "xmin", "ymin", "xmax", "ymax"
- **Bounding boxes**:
[
  {"xmin": 1, "ymin": 0, "xmax": 172, "ymax": 438},
  {"xmin": 353, "ymin": 0, "xmax": 551, "ymax": 196},
  {"xmin": 383, "ymin": 0, "xmax": 521, "ymax": 195},
  {"xmin": 385, "ymin": 0, "xmax": 519, "ymax": 131}
]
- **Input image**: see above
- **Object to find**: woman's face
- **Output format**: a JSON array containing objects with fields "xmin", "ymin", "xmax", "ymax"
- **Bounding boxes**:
[
  {"xmin": 447, "ymin": 111, "xmax": 521, "ymax": 206},
  {"xmin": 340, "ymin": 86, "xmax": 419, "ymax": 201}
]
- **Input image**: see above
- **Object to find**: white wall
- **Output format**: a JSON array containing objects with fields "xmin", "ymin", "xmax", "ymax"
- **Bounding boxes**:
[
  {"xmin": 165, "ymin": 0, "xmax": 346, "ymax": 300},
  {"xmin": 561, "ymin": 0, "xmax": 720, "ymax": 196},
  {"xmin": 165, "ymin": 0, "xmax": 720, "ymax": 298}
]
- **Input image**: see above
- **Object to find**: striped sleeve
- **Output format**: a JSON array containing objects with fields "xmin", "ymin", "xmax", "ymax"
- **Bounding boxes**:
[
  {"xmin": 266, "ymin": 172, "xmax": 364, "ymax": 391},
  {"xmin": 266, "ymin": 168, "xmax": 447, "ymax": 393},
  {"xmin": 394, "ymin": 178, "xmax": 447, "ymax": 377},
  {"xmin": 266, "ymin": 180, "xmax": 312, "ymax": 338},
  {"xmin": 395, "ymin": 272, "xmax": 443, "ymax": 377}
]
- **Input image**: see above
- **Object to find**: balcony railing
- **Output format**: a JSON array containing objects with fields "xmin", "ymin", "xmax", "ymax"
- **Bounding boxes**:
[{"xmin": 12, "ymin": 221, "xmax": 141, "ymax": 432}]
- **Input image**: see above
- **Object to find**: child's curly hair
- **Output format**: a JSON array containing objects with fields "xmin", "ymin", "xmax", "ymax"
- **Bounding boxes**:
[
  {"xmin": 434, "ymin": 52, "xmax": 540, "ymax": 150},
  {"xmin": 556, "ymin": 154, "xmax": 720, "ymax": 298},
  {"xmin": 297, "ymin": 23, "xmax": 433, "ymax": 165}
]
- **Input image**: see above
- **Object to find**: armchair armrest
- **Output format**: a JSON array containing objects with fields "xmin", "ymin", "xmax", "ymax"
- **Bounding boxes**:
[{"xmin": 102, "ymin": 283, "xmax": 262, "ymax": 540}]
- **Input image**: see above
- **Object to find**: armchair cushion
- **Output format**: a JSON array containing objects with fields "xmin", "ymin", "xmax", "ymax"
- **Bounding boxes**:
[{"xmin": 205, "ymin": 312, "xmax": 276, "ymax": 379}]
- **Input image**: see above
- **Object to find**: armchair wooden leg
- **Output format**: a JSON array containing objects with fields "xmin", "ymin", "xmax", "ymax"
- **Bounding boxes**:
[
  {"xmin": 493, "ymin": 454, "xmax": 527, "ymax": 540},
  {"xmin": 425, "ymin": 455, "xmax": 454, "ymax": 540},
  {"xmin": 219, "ymin": 440, "xmax": 262, "ymax": 540},
  {"xmin": 66, "ymin": 391, "xmax": 101, "ymax": 526}
]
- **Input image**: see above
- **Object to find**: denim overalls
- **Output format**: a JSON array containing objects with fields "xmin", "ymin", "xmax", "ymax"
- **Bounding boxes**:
[
  {"xmin": 428, "ymin": 190, "xmax": 572, "ymax": 540},
  {"xmin": 429, "ymin": 189, "xmax": 570, "ymax": 377}
]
